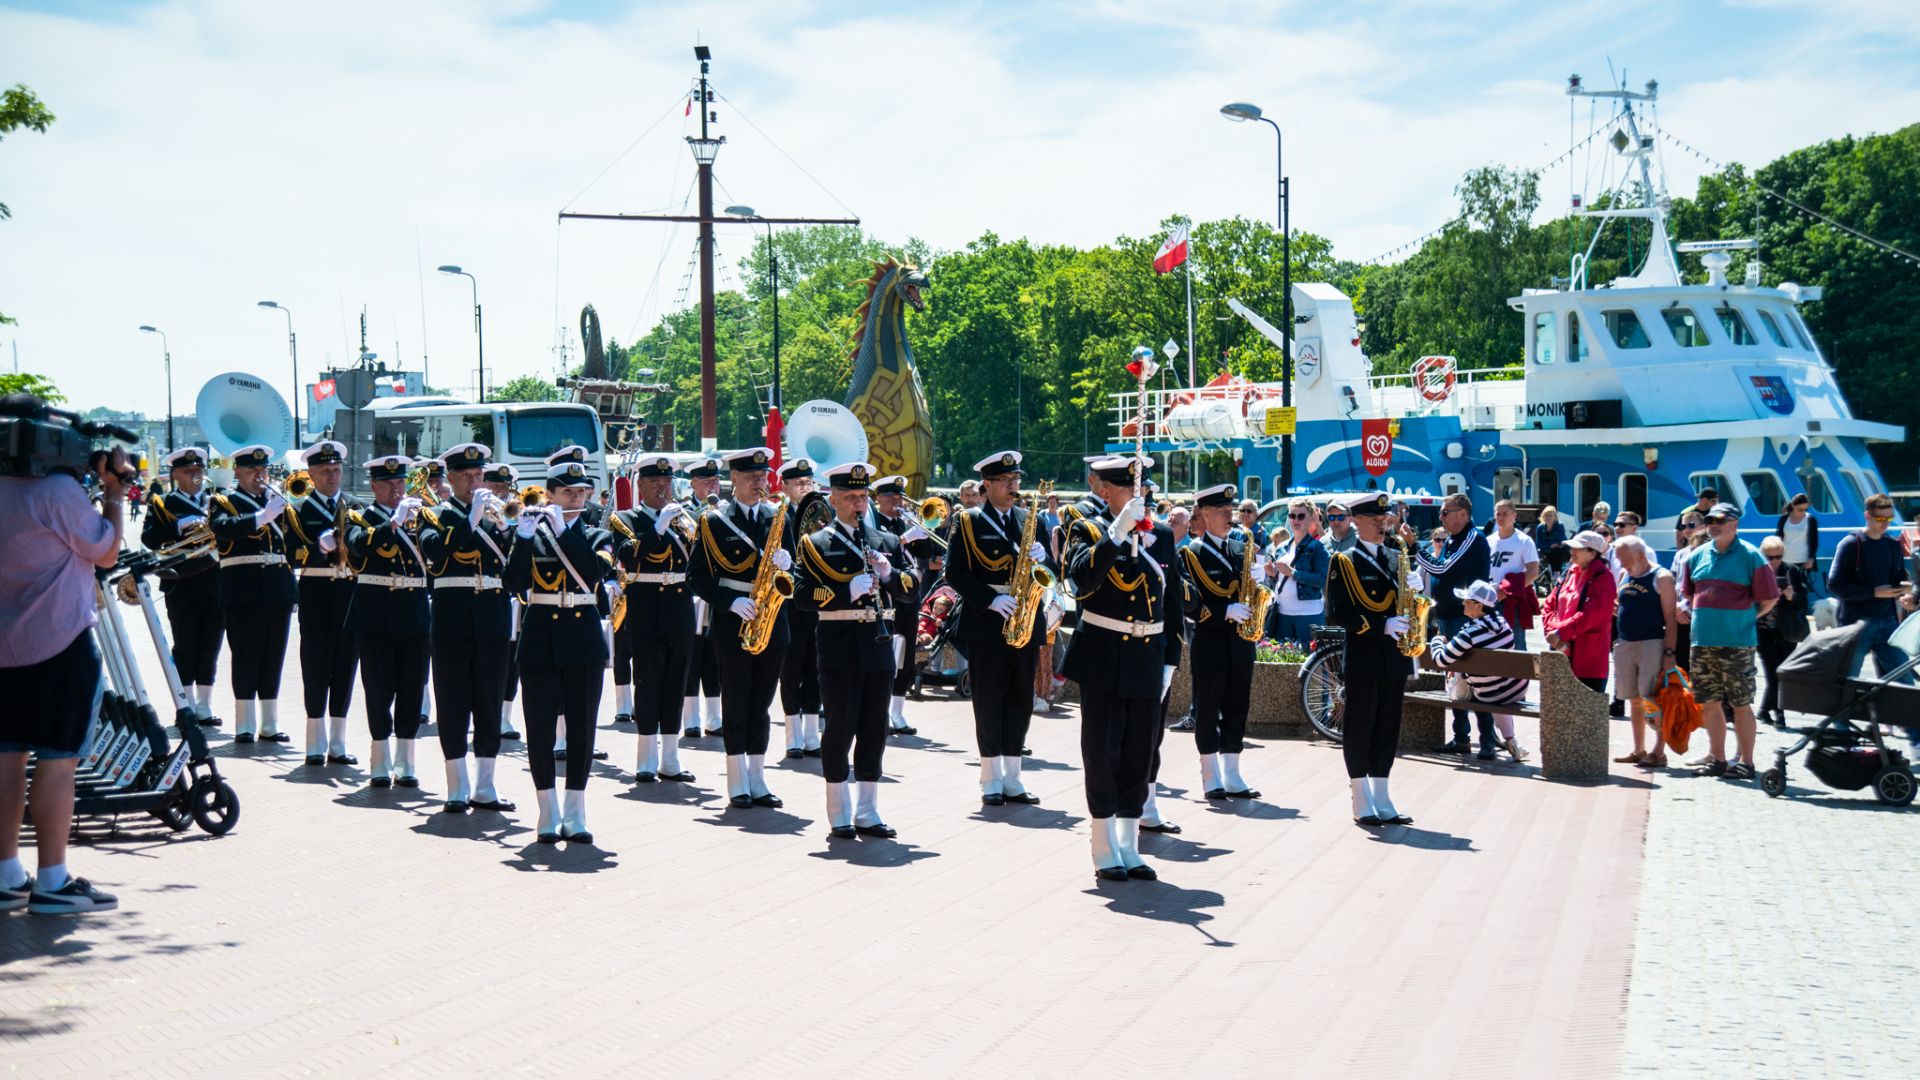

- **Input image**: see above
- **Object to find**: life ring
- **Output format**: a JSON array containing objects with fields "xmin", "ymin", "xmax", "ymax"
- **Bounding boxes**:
[{"xmin": 1413, "ymin": 355, "xmax": 1456, "ymax": 403}]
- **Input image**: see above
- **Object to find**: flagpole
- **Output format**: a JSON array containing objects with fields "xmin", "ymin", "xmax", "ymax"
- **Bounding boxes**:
[{"xmin": 1184, "ymin": 243, "xmax": 1196, "ymax": 388}]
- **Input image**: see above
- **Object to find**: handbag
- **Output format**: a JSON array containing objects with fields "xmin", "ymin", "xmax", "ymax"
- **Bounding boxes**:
[{"xmin": 1447, "ymin": 672, "xmax": 1475, "ymax": 702}]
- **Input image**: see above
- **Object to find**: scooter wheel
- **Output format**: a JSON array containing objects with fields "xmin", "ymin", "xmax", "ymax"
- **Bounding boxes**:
[
  {"xmin": 189, "ymin": 777, "xmax": 242, "ymax": 835},
  {"xmin": 1759, "ymin": 768, "xmax": 1787, "ymax": 799},
  {"xmin": 153, "ymin": 785, "xmax": 194, "ymax": 832}
]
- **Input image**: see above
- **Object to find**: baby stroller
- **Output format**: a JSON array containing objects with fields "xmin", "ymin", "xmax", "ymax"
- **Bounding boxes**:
[
  {"xmin": 912, "ymin": 584, "xmax": 968, "ymax": 698},
  {"xmin": 1761, "ymin": 613, "xmax": 1919, "ymax": 806}
]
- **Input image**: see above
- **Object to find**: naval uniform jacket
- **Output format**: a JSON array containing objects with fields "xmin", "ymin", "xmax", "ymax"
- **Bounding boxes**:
[
  {"xmin": 207, "ymin": 488, "xmax": 297, "ymax": 609},
  {"xmin": 286, "ymin": 489, "xmax": 360, "ymax": 583},
  {"xmin": 688, "ymin": 499, "xmax": 798, "ymax": 654},
  {"xmin": 344, "ymin": 503, "xmax": 433, "ymax": 637},
  {"xmin": 870, "ymin": 509, "xmax": 938, "ymax": 606},
  {"xmin": 1323, "ymin": 540, "xmax": 1415, "ymax": 680},
  {"xmin": 420, "ymin": 498, "xmax": 514, "ymax": 641},
  {"xmin": 1182, "ymin": 532, "xmax": 1259, "ymax": 668},
  {"xmin": 505, "ymin": 517, "xmax": 615, "ymax": 668},
  {"xmin": 794, "ymin": 519, "xmax": 913, "ymax": 673},
  {"xmin": 609, "ymin": 504, "xmax": 697, "ymax": 638},
  {"xmin": 141, "ymin": 487, "xmax": 221, "ymax": 599},
  {"xmin": 1060, "ymin": 510, "xmax": 1188, "ymax": 697},
  {"xmin": 945, "ymin": 504, "xmax": 1046, "ymax": 647}
]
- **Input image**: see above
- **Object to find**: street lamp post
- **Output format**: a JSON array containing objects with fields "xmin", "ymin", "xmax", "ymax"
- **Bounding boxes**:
[
  {"xmin": 437, "ymin": 266, "xmax": 484, "ymax": 401},
  {"xmin": 724, "ymin": 205, "xmax": 782, "ymax": 411},
  {"xmin": 138, "ymin": 325, "xmax": 173, "ymax": 451},
  {"xmin": 1221, "ymin": 101, "xmax": 1292, "ymax": 492},
  {"xmin": 256, "ymin": 301, "xmax": 299, "ymax": 442}
]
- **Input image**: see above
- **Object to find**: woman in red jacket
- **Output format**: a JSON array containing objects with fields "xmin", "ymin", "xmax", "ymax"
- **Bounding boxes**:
[{"xmin": 1542, "ymin": 531, "xmax": 1618, "ymax": 693}]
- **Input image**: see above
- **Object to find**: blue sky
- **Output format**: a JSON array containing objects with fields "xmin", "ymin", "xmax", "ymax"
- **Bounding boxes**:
[{"xmin": 2, "ymin": 0, "xmax": 1916, "ymax": 416}]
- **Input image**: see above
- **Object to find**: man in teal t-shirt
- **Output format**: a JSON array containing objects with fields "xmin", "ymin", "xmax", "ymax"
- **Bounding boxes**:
[{"xmin": 1682, "ymin": 503, "xmax": 1780, "ymax": 779}]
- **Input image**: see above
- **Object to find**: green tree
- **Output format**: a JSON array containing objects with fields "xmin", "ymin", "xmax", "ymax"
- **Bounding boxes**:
[
  {"xmin": 0, "ymin": 371, "xmax": 65, "ymax": 403},
  {"xmin": 2, "ymin": 84, "xmax": 57, "ymax": 325},
  {"xmin": 493, "ymin": 375, "xmax": 560, "ymax": 403}
]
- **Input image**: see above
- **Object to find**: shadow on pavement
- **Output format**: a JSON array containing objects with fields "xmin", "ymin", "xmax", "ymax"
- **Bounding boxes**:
[
  {"xmin": 503, "ymin": 840, "xmax": 619, "ymax": 873},
  {"xmin": 806, "ymin": 838, "xmax": 941, "ymax": 867},
  {"xmin": 1365, "ymin": 824, "xmax": 1475, "ymax": 851},
  {"xmin": 968, "ymin": 805, "xmax": 1083, "ymax": 830},
  {"xmin": 1085, "ymin": 882, "xmax": 1232, "ymax": 946},
  {"xmin": 1202, "ymin": 800, "xmax": 1302, "ymax": 821},
  {"xmin": 696, "ymin": 808, "xmax": 812, "ymax": 835},
  {"xmin": 1138, "ymin": 834, "xmax": 1233, "ymax": 863}
]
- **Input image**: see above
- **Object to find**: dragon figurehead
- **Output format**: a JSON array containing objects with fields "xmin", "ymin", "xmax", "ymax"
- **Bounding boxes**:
[{"xmin": 844, "ymin": 256, "xmax": 933, "ymax": 495}]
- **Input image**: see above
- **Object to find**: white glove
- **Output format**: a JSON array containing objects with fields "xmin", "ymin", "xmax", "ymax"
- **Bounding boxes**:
[
  {"xmin": 1226, "ymin": 602, "xmax": 1253, "ymax": 623},
  {"xmin": 254, "ymin": 493, "xmax": 288, "ymax": 528},
  {"xmin": 515, "ymin": 513, "xmax": 540, "ymax": 539},
  {"xmin": 988, "ymin": 594, "xmax": 1019, "ymax": 618},
  {"xmin": 1162, "ymin": 664, "xmax": 1177, "ymax": 699},
  {"xmin": 654, "ymin": 501, "xmax": 684, "ymax": 535},
  {"xmin": 849, "ymin": 573, "xmax": 875, "ymax": 600},
  {"xmin": 1028, "ymin": 541, "xmax": 1048, "ymax": 561},
  {"xmin": 318, "ymin": 529, "xmax": 338, "ymax": 554},
  {"xmin": 729, "ymin": 597, "xmax": 758, "ymax": 621},
  {"xmin": 177, "ymin": 514, "xmax": 207, "ymax": 531},
  {"xmin": 468, "ymin": 491, "xmax": 491, "ymax": 527},
  {"xmin": 1385, "ymin": 615, "xmax": 1411, "ymax": 640},
  {"xmin": 901, "ymin": 524, "xmax": 930, "ymax": 544},
  {"xmin": 391, "ymin": 498, "xmax": 419, "ymax": 529},
  {"xmin": 770, "ymin": 548, "xmax": 792, "ymax": 571},
  {"xmin": 871, "ymin": 553, "xmax": 893, "ymax": 581},
  {"xmin": 541, "ymin": 504, "xmax": 566, "ymax": 532},
  {"xmin": 1109, "ymin": 498, "xmax": 1146, "ymax": 544}
]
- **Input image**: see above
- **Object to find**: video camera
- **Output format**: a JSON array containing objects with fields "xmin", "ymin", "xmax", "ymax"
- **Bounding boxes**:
[{"xmin": 0, "ymin": 393, "xmax": 140, "ymax": 483}]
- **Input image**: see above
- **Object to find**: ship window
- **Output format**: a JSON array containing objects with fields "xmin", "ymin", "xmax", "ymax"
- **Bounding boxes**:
[
  {"xmin": 1532, "ymin": 313, "xmax": 1556, "ymax": 364},
  {"xmin": 1662, "ymin": 307, "xmax": 1710, "ymax": 348},
  {"xmin": 1576, "ymin": 474, "xmax": 1602, "ymax": 524},
  {"xmin": 1840, "ymin": 469, "xmax": 1868, "ymax": 509},
  {"xmin": 1603, "ymin": 309, "xmax": 1651, "ymax": 349},
  {"xmin": 1803, "ymin": 469, "xmax": 1839, "ymax": 515},
  {"xmin": 1865, "ymin": 471, "xmax": 1886, "ymax": 499},
  {"xmin": 1532, "ymin": 468, "xmax": 1559, "ymax": 509},
  {"xmin": 1690, "ymin": 472, "xmax": 1731, "ymax": 501},
  {"xmin": 1244, "ymin": 476, "xmax": 1263, "ymax": 504},
  {"xmin": 1619, "ymin": 473, "xmax": 1649, "ymax": 521},
  {"xmin": 1756, "ymin": 310, "xmax": 1789, "ymax": 347},
  {"xmin": 1785, "ymin": 311, "xmax": 1816, "ymax": 352},
  {"xmin": 1714, "ymin": 305, "xmax": 1757, "ymax": 345},
  {"xmin": 1567, "ymin": 312, "xmax": 1588, "ymax": 363},
  {"xmin": 1741, "ymin": 470, "xmax": 1788, "ymax": 516}
]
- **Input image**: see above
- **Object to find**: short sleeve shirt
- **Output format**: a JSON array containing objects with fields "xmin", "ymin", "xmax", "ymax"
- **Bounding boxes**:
[
  {"xmin": 0, "ymin": 476, "xmax": 118, "ymax": 666},
  {"xmin": 1683, "ymin": 539, "xmax": 1780, "ymax": 648},
  {"xmin": 1487, "ymin": 529, "xmax": 1538, "ymax": 581}
]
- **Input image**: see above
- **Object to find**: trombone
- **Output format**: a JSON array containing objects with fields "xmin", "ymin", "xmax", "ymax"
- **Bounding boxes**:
[{"xmin": 917, "ymin": 495, "xmax": 951, "ymax": 549}]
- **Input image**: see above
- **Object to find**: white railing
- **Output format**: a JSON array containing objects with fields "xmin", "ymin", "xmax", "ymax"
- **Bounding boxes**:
[{"xmin": 1105, "ymin": 366, "xmax": 1529, "ymax": 444}]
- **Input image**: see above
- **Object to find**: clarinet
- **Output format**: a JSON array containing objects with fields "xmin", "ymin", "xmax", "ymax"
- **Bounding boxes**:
[{"xmin": 850, "ymin": 521, "xmax": 894, "ymax": 642}]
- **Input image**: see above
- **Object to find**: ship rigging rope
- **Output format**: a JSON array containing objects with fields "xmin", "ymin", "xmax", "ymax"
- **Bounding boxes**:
[
  {"xmin": 557, "ymin": 94, "xmax": 690, "ymax": 213},
  {"xmin": 714, "ymin": 92, "xmax": 862, "ymax": 221}
]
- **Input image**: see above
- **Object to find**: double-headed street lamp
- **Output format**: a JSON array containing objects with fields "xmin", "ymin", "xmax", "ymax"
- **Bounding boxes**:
[
  {"xmin": 138, "ymin": 324, "xmax": 173, "ymax": 451},
  {"xmin": 437, "ymin": 265, "xmax": 485, "ymax": 401},
  {"xmin": 724, "ymin": 205, "xmax": 783, "ymax": 411},
  {"xmin": 1221, "ymin": 100, "xmax": 1294, "ymax": 492},
  {"xmin": 256, "ymin": 300, "xmax": 299, "ymax": 441}
]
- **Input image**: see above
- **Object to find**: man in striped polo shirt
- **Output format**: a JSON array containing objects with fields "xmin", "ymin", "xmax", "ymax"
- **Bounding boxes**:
[{"xmin": 1682, "ymin": 503, "xmax": 1780, "ymax": 780}]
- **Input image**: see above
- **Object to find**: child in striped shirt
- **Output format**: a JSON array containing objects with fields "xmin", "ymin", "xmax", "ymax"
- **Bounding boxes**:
[{"xmin": 1427, "ymin": 580, "xmax": 1531, "ymax": 762}]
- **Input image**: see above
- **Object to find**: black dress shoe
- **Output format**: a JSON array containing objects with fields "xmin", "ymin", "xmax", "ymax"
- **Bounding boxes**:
[
  {"xmin": 683, "ymin": 727, "xmax": 703, "ymax": 740},
  {"xmin": 327, "ymin": 752, "xmax": 359, "ymax": 765},
  {"xmin": 890, "ymin": 725, "xmax": 918, "ymax": 736},
  {"xmin": 396, "ymin": 776, "xmax": 420, "ymax": 789},
  {"xmin": 1003, "ymin": 791, "xmax": 1042, "ymax": 805},
  {"xmin": 553, "ymin": 748, "xmax": 568, "ymax": 761},
  {"xmin": 856, "ymin": 822, "xmax": 897, "ymax": 838},
  {"xmin": 614, "ymin": 713, "xmax": 634, "ymax": 725},
  {"xmin": 785, "ymin": 748, "xmax": 804, "ymax": 759},
  {"xmin": 469, "ymin": 796, "xmax": 516, "ymax": 812},
  {"xmin": 1020, "ymin": 746, "xmax": 1032, "ymax": 755},
  {"xmin": 1205, "ymin": 787, "xmax": 1229, "ymax": 800},
  {"xmin": 829, "ymin": 824, "xmax": 858, "ymax": 839},
  {"xmin": 501, "ymin": 729, "xmax": 521, "ymax": 741},
  {"xmin": 803, "ymin": 748, "xmax": 821, "ymax": 758},
  {"xmin": 371, "ymin": 776, "xmax": 393, "ymax": 789},
  {"xmin": 1094, "ymin": 866, "xmax": 1130, "ymax": 882},
  {"xmin": 1227, "ymin": 788, "xmax": 1261, "ymax": 799},
  {"xmin": 560, "ymin": 826, "xmax": 594, "ymax": 845},
  {"xmin": 418, "ymin": 714, "xmax": 430, "ymax": 727},
  {"xmin": 537, "ymin": 830, "xmax": 560, "ymax": 844},
  {"xmin": 234, "ymin": 732, "xmax": 255, "ymax": 744},
  {"xmin": 1355, "ymin": 815, "xmax": 1382, "ymax": 826},
  {"xmin": 1140, "ymin": 821, "xmax": 1183, "ymax": 834},
  {"xmin": 751, "ymin": 793, "xmax": 783, "ymax": 808},
  {"xmin": 633, "ymin": 771, "xmax": 657, "ymax": 784},
  {"xmin": 260, "ymin": 732, "xmax": 291, "ymax": 743},
  {"xmin": 981, "ymin": 792, "xmax": 1006, "ymax": 807},
  {"xmin": 1383, "ymin": 813, "xmax": 1414, "ymax": 825},
  {"xmin": 591, "ymin": 749, "xmax": 609, "ymax": 761},
  {"xmin": 729, "ymin": 794, "xmax": 754, "ymax": 809},
  {"xmin": 1126, "ymin": 864, "xmax": 1158, "ymax": 881},
  {"xmin": 199, "ymin": 715, "xmax": 223, "ymax": 727},
  {"xmin": 657, "ymin": 770, "xmax": 695, "ymax": 783},
  {"xmin": 305, "ymin": 754, "xmax": 326, "ymax": 767},
  {"xmin": 443, "ymin": 800, "xmax": 468, "ymax": 813}
]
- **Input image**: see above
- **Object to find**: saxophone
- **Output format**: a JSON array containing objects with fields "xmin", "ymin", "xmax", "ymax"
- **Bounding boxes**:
[
  {"xmin": 1236, "ymin": 533, "xmax": 1274, "ymax": 642},
  {"xmin": 1394, "ymin": 539, "xmax": 1433, "ymax": 657},
  {"xmin": 1002, "ymin": 481, "xmax": 1056, "ymax": 648},
  {"xmin": 738, "ymin": 499, "xmax": 795, "ymax": 655}
]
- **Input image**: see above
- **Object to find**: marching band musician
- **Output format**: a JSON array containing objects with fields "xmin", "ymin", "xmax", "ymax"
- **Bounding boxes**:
[
  {"xmin": 793, "ymin": 462, "xmax": 914, "ymax": 838},
  {"xmin": 540, "ymin": 445, "xmax": 611, "ymax": 765},
  {"xmin": 481, "ymin": 462, "xmax": 523, "ymax": 741},
  {"xmin": 1181, "ymin": 483, "xmax": 1264, "ymax": 801},
  {"xmin": 681, "ymin": 455, "xmax": 724, "ymax": 738},
  {"xmin": 284, "ymin": 440, "xmax": 360, "ymax": 767},
  {"xmin": 506, "ymin": 459, "xmax": 616, "ymax": 843},
  {"xmin": 206, "ymin": 444, "xmax": 298, "ymax": 744},
  {"xmin": 608, "ymin": 454, "xmax": 698, "ymax": 785},
  {"xmin": 1322, "ymin": 491, "xmax": 1417, "ymax": 827},
  {"xmin": 869, "ymin": 474, "xmax": 938, "ymax": 735},
  {"xmin": 140, "ymin": 447, "xmax": 225, "ymax": 728},
  {"xmin": 688, "ymin": 447, "xmax": 794, "ymax": 809},
  {"xmin": 1061, "ymin": 454, "xmax": 1184, "ymax": 882},
  {"xmin": 776, "ymin": 457, "xmax": 824, "ymax": 759},
  {"xmin": 344, "ymin": 456, "xmax": 434, "ymax": 789},
  {"xmin": 945, "ymin": 451, "xmax": 1049, "ymax": 808},
  {"xmin": 546, "ymin": 446, "xmax": 605, "ymax": 528},
  {"xmin": 418, "ymin": 443, "xmax": 517, "ymax": 815},
  {"xmin": 412, "ymin": 456, "xmax": 449, "ymax": 729}
]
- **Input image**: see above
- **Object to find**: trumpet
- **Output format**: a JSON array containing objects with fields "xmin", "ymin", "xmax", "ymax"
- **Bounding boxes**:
[
  {"xmin": 155, "ymin": 520, "xmax": 217, "ymax": 561},
  {"xmin": 405, "ymin": 466, "xmax": 436, "ymax": 504},
  {"xmin": 917, "ymin": 495, "xmax": 951, "ymax": 549},
  {"xmin": 520, "ymin": 484, "xmax": 548, "ymax": 509},
  {"xmin": 283, "ymin": 470, "xmax": 314, "ymax": 500}
]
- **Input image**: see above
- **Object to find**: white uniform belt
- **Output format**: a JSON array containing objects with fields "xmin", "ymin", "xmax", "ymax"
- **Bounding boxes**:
[
  {"xmin": 223, "ymin": 554, "xmax": 287, "ymax": 568},
  {"xmin": 357, "ymin": 574, "xmax": 427, "ymax": 589},
  {"xmin": 1078, "ymin": 611, "xmax": 1164, "ymax": 638},
  {"xmin": 435, "ymin": 575, "xmax": 504, "ymax": 590},
  {"xmin": 528, "ymin": 591, "xmax": 597, "ymax": 607},
  {"xmin": 815, "ymin": 608, "xmax": 884, "ymax": 622},
  {"xmin": 632, "ymin": 572, "xmax": 687, "ymax": 585},
  {"xmin": 719, "ymin": 578, "xmax": 755, "ymax": 592},
  {"xmin": 299, "ymin": 567, "xmax": 351, "ymax": 579}
]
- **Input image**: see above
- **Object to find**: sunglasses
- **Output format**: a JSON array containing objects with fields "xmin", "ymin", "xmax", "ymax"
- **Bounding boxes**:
[
  {"xmin": 1869, "ymin": 514, "xmax": 1895, "ymax": 523},
  {"xmin": 1288, "ymin": 512, "xmax": 1309, "ymax": 519},
  {"xmin": 1327, "ymin": 515, "xmax": 1348, "ymax": 522},
  {"xmin": 1767, "ymin": 554, "xmax": 1784, "ymax": 561},
  {"xmin": 1704, "ymin": 517, "xmax": 1732, "ymax": 525}
]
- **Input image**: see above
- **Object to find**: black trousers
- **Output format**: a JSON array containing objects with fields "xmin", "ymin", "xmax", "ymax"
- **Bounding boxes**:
[
  {"xmin": 226, "ymin": 605, "xmax": 293, "ymax": 699},
  {"xmin": 684, "ymin": 632, "xmax": 721, "ymax": 696},
  {"xmin": 165, "ymin": 588, "xmax": 224, "ymax": 686},
  {"xmin": 818, "ymin": 666, "xmax": 890, "ymax": 782},
  {"xmin": 358, "ymin": 632, "xmax": 428, "ymax": 740},
  {"xmin": 969, "ymin": 636, "xmax": 1039, "ymax": 758},
  {"xmin": 612, "ymin": 620, "xmax": 634, "ymax": 690},
  {"xmin": 523, "ymin": 663, "xmax": 602, "ymax": 790},
  {"xmin": 1079, "ymin": 684, "xmax": 1157, "ymax": 819},
  {"xmin": 633, "ymin": 631, "xmax": 693, "ymax": 735},
  {"xmin": 781, "ymin": 613, "xmax": 821, "ymax": 715},
  {"xmin": 1758, "ymin": 629, "xmax": 1795, "ymax": 716},
  {"xmin": 503, "ymin": 650, "xmax": 519, "ymax": 703},
  {"xmin": 1342, "ymin": 665, "xmax": 1406, "ymax": 778},
  {"xmin": 1192, "ymin": 655, "xmax": 1254, "ymax": 755},
  {"xmin": 717, "ymin": 643, "xmax": 784, "ymax": 756},
  {"xmin": 434, "ymin": 637, "xmax": 510, "ymax": 759},
  {"xmin": 890, "ymin": 603, "xmax": 918, "ymax": 695},
  {"xmin": 298, "ymin": 579, "xmax": 358, "ymax": 718}
]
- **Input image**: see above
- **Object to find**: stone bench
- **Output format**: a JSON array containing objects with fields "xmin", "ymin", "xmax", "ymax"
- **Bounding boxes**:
[{"xmin": 1405, "ymin": 647, "xmax": 1610, "ymax": 779}]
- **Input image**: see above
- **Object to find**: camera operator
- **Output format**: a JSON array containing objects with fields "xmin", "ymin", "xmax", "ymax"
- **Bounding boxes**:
[{"xmin": 0, "ymin": 394, "xmax": 129, "ymax": 916}]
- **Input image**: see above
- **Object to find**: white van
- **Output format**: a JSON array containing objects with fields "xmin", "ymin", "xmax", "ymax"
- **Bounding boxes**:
[{"xmin": 362, "ymin": 400, "xmax": 606, "ymax": 491}]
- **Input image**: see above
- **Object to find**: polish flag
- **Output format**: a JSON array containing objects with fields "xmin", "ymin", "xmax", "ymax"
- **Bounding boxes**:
[
  {"xmin": 311, "ymin": 379, "xmax": 336, "ymax": 402},
  {"xmin": 1152, "ymin": 223, "xmax": 1189, "ymax": 274}
]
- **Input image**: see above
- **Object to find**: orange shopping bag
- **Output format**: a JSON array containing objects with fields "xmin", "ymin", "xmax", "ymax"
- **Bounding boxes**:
[{"xmin": 1653, "ymin": 666, "xmax": 1703, "ymax": 753}]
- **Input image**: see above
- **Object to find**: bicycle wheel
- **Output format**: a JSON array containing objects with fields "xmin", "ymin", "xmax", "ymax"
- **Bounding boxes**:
[{"xmin": 1300, "ymin": 646, "xmax": 1346, "ymax": 742}]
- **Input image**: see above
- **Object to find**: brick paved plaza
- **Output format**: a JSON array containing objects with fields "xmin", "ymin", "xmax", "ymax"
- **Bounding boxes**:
[{"xmin": 4, "ymin": 621, "xmax": 1912, "ymax": 1079}]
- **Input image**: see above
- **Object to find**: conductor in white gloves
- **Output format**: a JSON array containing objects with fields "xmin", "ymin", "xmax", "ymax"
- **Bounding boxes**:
[{"xmin": 1321, "ymin": 491, "xmax": 1418, "ymax": 828}]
